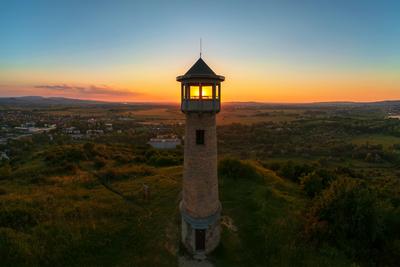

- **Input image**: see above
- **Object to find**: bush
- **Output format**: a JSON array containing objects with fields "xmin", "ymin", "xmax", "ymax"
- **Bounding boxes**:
[
  {"xmin": 148, "ymin": 154, "xmax": 180, "ymax": 166},
  {"xmin": 93, "ymin": 156, "xmax": 107, "ymax": 169},
  {"xmin": 267, "ymin": 162, "xmax": 281, "ymax": 171},
  {"xmin": 300, "ymin": 172, "xmax": 324, "ymax": 198},
  {"xmin": 113, "ymin": 153, "xmax": 135, "ymax": 164},
  {"xmin": 0, "ymin": 205, "xmax": 39, "ymax": 231},
  {"xmin": 305, "ymin": 177, "xmax": 383, "ymax": 259},
  {"xmin": 300, "ymin": 169, "xmax": 337, "ymax": 198},
  {"xmin": 142, "ymin": 148, "xmax": 183, "ymax": 167},
  {"xmin": 44, "ymin": 145, "xmax": 87, "ymax": 166},
  {"xmin": 83, "ymin": 142, "xmax": 95, "ymax": 156},
  {"xmin": 278, "ymin": 161, "xmax": 313, "ymax": 183},
  {"xmin": 98, "ymin": 165, "xmax": 155, "ymax": 182},
  {"xmin": 218, "ymin": 158, "xmax": 262, "ymax": 182},
  {"xmin": 0, "ymin": 163, "xmax": 12, "ymax": 180}
]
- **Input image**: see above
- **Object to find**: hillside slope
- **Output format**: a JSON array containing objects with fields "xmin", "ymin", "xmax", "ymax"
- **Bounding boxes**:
[
  {"xmin": 0, "ymin": 152, "xmax": 354, "ymax": 266},
  {"xmin": 214, "ymin": 160, "xmax": 351, "ymax": 266}
]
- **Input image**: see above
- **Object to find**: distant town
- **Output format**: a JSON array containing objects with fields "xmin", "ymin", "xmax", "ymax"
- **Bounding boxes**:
[
  {"xmin": 0, "ymin": 101, "xmax": 185, "ymax": 161},
  {"xmin": 1, "ymin": 98, "xmax": 399, "ymax": 163}
]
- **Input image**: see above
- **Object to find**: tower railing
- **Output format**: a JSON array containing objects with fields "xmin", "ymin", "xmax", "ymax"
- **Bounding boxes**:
[{"xmin": 181, "ymin": 99, "xmax": 220, "ymax": 113}]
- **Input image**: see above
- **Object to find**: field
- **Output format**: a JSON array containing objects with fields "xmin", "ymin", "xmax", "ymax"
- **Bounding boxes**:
[{"xmin": 351, "ymin": 134, "xmax": 400, "ymax": 148}]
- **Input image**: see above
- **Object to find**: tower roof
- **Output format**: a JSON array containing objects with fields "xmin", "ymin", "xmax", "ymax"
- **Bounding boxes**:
[
  {"xmin": 185, "ymin": 58, "xmax": 216, "ymax": 76},
  {"xmin": 177, "ymin": 58, "xmax": 225, "ymax": 82}
]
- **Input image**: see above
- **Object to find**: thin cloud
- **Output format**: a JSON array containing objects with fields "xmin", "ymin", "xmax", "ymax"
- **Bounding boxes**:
[{"xmin": 34, "ymin": 84, "xmax": 141, "ymax": 97}]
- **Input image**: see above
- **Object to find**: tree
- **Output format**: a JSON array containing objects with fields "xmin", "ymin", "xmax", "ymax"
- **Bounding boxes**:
[
  {"xmin": 300, "ymin": 172, "xmax": 324, "ymax": 198},
  {"xmin": 306, "ymin": 177, "xmax": 383, "ymax": 258},
  {"xmin": 218, "ymin": 158, "xmax": 261, "ymax": 182}
]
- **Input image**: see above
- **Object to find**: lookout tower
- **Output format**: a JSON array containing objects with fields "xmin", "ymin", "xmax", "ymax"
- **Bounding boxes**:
[{"xmin": 177, "ymin": 57, "xmax": 225, "ymax": 256}]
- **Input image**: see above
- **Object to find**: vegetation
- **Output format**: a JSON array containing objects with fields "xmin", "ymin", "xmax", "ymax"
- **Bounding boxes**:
[
  {"xmin": 1, "ymin": 104, "xmax": 400, "ymax": 266},
  {"xmin": 0, "ymin": 144, "xmax": 182, "ymax": 266}
]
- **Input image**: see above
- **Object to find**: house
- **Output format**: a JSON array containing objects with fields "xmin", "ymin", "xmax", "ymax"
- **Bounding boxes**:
[
  {"xmin": 105, "ymin": 123, "xmax": 113, "ymax": 131},
  {"xmin": 86, "ymin": 129, "xmax": 104, "ymax": 136},
  {"xmin": 148, "ymin": 136, "xmax": 181, "ymax": 149}
]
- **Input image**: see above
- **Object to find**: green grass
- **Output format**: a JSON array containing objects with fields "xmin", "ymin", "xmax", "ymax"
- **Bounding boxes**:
[
  {"xmin": 1, "ymin": 158, "xmax": 356, "ymax": 266},
  {"xmin": 0, "ymin": 165, "xmax": 182, "ymax": 267},
  {"xmin": 214, "ymin": 161, "xmax": 352, "ymax": 267}
]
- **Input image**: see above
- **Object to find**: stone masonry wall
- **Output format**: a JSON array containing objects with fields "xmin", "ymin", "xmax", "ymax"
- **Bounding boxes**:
[{"xmin": 182, "ymin": 113, "xmax": 219, "ymax": 218}]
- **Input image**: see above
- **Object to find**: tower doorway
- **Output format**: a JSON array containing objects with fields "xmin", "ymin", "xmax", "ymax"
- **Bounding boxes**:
[{"xmin": 195, "ymin": 229, "xmax": 206, "ymax": 251}]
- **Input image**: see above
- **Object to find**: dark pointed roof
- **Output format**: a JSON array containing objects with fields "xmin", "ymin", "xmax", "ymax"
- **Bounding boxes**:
[
  {"xmin": 177, "ymin": 58, "xmax": 225, "ymax": 82},
  {"xmin": 185, "ymin": 58, "xmax": 216, "ymax": 76}
]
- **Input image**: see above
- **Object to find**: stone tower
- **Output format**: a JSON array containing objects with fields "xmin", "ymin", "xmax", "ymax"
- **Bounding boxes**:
[{"xmin": 177, "ymin": 57, "xmax": 225, "ymax": 256}]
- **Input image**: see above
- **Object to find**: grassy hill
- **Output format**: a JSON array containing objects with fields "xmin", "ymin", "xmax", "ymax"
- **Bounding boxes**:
[
  {"xmin": 0, "ymin": 149, "xmax": 355, "ymax": 266},
  {"xmin": 214, "ymin": 161, "xmax": 351, "ymax": 267}
]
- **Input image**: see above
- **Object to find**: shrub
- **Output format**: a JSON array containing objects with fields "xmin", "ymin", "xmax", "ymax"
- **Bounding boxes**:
[
  {"xmin": 0, "ymin": 205, "xmax": 39, "ymax": 231},
  {"xmin": 141, "ymin": 148, "xmax": 183, "ymax": 167},
  {"xmin": 93, "ymin": 156, "xmax": 107, "ymax": 169},
  {"xmin": 261, "ymin": 161, "xmax": 281, "ymax": 171},
  {"xmin": 278, "ymin": 161, "xmax": 313, "ymax": 183},
  {"xmin": 300, "ymin": 172, "xmax": 324, "ymax": 198},
  {"xmin": 113, "ymin": 153, "xmax": 135, "ymax": 164},
  {"xmin": 218, "ymin": 158, "xmax": 261, "ymax": 182},
  {"xmin": 0, "ymin": 163, "xmax": 12, "ymax": 180},
  {"xmin": 305, "ymin": 177, "xmax": 383, "ymax": 259},
  {"xmin": 334, "ymin": 166, "xmax": 362, "ymax": 178},
  {"xmin": 44, "ymin": 145, "xmax": 87, "ymax": 166},
  {"xmin": 98, "ymin": 165, "xmax": 154, "ymax": 182},
  {"xmin": 83, "ymin": 142, "xmax": 95, "ymax": 157},
  {"xmin": 300, "ymin": 168, "xmax": 337, "ymax": 198},
  {"xmin": 148, "ymin": 154, "xmax": 180, "ymax": 166}
]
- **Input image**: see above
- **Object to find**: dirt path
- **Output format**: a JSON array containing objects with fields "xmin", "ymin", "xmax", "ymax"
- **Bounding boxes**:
[{"xmin": 178, "ymin": 256, "xmax": 214, "ymax": 267}]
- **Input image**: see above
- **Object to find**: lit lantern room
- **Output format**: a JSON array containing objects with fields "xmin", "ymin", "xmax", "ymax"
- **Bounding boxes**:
[{"xmin": 177, "ymin": 58, "xmax": 225, "ymax": 113}]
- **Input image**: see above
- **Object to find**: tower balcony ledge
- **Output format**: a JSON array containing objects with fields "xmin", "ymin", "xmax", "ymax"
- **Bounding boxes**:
[
  {"xmin": 181, "ymin": 99, "xmax": 220, "ymax": 113},
  {"xmin": 179, "ymin": 201, "xmax": 222, "ymax": 229}
]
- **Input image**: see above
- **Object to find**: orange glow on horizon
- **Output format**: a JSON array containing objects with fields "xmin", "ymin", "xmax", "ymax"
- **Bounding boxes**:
[{"xmin": 1, "ymin": 60, "xmax": 399, "ymax": 103}]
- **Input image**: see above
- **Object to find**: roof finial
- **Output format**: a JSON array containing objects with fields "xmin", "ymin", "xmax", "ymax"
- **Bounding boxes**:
[{"xmin": 200, "ymin": 38, "xmax": 202, "ymax": 58}]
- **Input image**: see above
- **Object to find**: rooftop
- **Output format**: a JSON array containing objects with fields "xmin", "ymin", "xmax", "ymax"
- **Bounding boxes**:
[{"xmin": 177, "ymin": 58, "xmax": 225, "ymax": 82}]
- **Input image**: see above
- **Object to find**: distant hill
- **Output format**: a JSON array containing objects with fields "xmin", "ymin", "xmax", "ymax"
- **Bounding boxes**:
[
  {"xmin": 0, "ymin": 96, "xmax": 399, "ymax": 109},
  {"xmin": 0, "ymin": 96, "xmax": 178, "ymax": 107},
  {"xmin": 0, "ymin": 96, "xmax": 110, "ymax": 106},
  {"xmin": 225, "ymin": 100, "xmax": 400, "ymax": 109}
]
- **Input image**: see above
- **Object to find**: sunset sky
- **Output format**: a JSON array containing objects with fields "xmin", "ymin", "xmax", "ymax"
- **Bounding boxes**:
[{"xmin": 1, "ymin": 0, "xmax": 399, "ymax": 103}]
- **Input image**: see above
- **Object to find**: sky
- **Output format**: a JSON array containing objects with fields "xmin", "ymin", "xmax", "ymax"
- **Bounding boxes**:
[{"xmin": 0, "ymin": 0, "xmax": 399, "ymax": 103}]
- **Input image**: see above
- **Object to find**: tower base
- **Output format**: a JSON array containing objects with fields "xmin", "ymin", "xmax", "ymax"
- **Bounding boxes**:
[{"xmin": 180, "ymin": 203, "xmax": 221, "ymax": 255}]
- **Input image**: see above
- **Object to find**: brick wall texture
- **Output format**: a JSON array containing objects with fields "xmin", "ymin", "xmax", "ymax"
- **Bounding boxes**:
[{"xmin": 182, "ymin": 113, "xmax": 219, "ymax": 218}]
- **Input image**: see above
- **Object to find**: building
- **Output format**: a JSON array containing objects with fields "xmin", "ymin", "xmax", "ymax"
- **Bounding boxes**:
[
  {"xmin": 177, "ymin": 57, "xmax": 225, "ymax": 257},
  {"xmin": 86, "ymin": 129, "xmax": 104, "ymax": 136},
  {"xmin": 0, "ymin": 151, "xmax": 9, "ymax": 161},
  {"xmin": 15, "ymin": 124, "xmax": 56, "ymax": 134},
  {"xmin": 64, "ymin": 127, "xmax": 78, "ymax": 134},
  {"xmin": 148, "ymin": 136, "xmax": 181, "ymax": 149},
  {"xmin": 105, "ymin": 123, "xmax": 113, "ymax": 131}
]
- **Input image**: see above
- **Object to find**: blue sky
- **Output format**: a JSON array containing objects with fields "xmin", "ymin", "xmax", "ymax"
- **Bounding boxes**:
[{"xmin": 1, "ymin": 0, "xmax": 399, "ymax": 102}]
